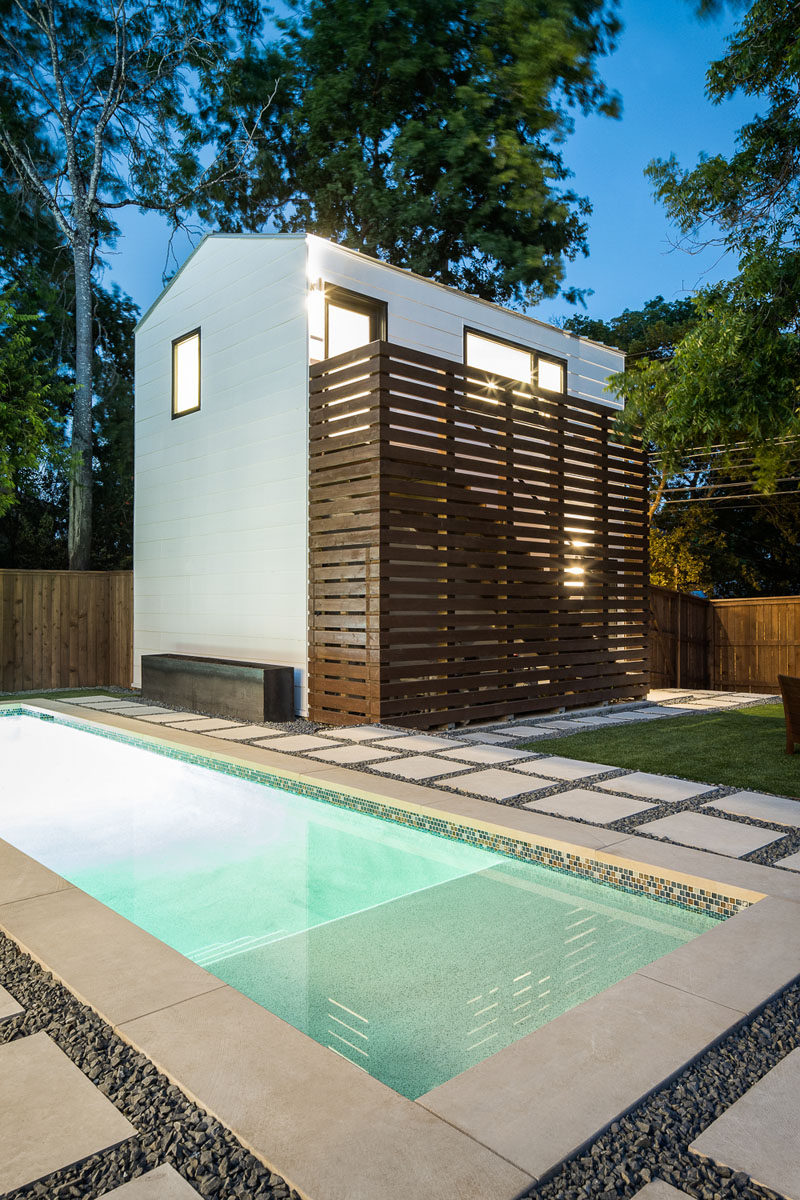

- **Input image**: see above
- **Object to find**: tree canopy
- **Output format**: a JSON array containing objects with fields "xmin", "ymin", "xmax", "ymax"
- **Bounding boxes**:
[
  {"xmin": 611, "ymin": 0, "xmax": 800, "ymax": 494},
  {"xmin": 206, "ymin": 0, "xmax": 622, "ymax": 306},
  {"xmin": 0, "ymin": 0, "xmax": 269, "ymax": 567}
]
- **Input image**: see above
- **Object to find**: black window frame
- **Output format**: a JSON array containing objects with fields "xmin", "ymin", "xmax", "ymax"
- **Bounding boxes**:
[
  {"xmin": 171, "ymin": 327, "xmax": 202, "ymax": 420},
  {"xmin": 463, "ymin": 325, "xmax": 567, "ymax": 397},
  {"xmin": 324, "ymin": 285, "xmax": 388, "ymax": 358}
]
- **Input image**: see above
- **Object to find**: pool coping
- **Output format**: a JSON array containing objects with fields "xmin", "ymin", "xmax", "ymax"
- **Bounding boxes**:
[{"xmin": 1, "ymin": 699, "xmax": 800, "ymax": 1200}]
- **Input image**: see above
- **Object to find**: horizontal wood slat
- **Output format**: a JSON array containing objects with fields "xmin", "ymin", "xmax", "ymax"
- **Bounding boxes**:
[{"xmin": 309, "ymin": 342, "xmax": 648, "ymax": 728}]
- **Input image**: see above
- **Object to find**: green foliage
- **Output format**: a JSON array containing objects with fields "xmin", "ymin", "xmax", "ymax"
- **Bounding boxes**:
[
  {"xmin": 612, "ymin": 0, "xmax": 800, "ymax": 486},
  {"xmin": 565, "ymin": 294, "xmax": 697, "ymax": 361},
  {"xmin": 0, "ymin": 293, "xmax": 65, "ymax": 518},
  {"xmin": 205, "ymin": 0, "xmax": 622, "ymax": 306}
]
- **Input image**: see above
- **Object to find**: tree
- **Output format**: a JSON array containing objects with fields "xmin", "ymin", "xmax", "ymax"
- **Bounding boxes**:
[
  {"xmin": 611, "ymin": 0, "xmax": 800, "ymax": 503},
  {"xmin": 205, "ymin": 0, "xmax": 622, "ymax": 307},
  {"xmin": 0, "ymin": 0, "xmax": 269, "ymax": 568},
  {"xmin": 0, "ymin": 293, "xmax": 65, "ymax": 518}
]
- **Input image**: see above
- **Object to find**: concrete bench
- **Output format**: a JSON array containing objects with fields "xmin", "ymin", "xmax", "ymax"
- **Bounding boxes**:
[{"xmin": 141, "ymin": 654, "xmax": 294, "ymax": 724}]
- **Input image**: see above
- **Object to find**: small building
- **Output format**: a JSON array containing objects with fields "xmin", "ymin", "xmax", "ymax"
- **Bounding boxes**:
[{"xmin": 133, "ymin": 234, "xmax": 647, "ymax": 727}]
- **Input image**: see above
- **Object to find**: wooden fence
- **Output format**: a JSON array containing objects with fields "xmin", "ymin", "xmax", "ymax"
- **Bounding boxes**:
[
  {"xmin": 0, "ymin": 569, "xmax": 133, "ymax": 692},
  {"xmin": 649, "ymin": 587, "xmax": 800, "ymax": 693},
  {"xmin": 309, "ymin": 341, "xmax": 649, "ymax": 728}
]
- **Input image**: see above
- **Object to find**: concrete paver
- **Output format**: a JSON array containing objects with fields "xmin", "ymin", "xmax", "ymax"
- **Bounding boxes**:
[
  {"xmin": 419, "ymin": 973, "xmax": 743, "ymax": 1181},
  {"xmin": 305, "ymin": 745, "xmax": 400, "ymax": 765},
  {"xmin": 437, "ymin": 744, "xmax": 535, "ymax": 765},
  {"xmin": 0, "ymin": 1032, "xmax": 135, "ymax": 1194},
  {"xmin": 492, "ymin": 726, "xmax": 551, "ymax": 740},
  {"xmin": 129, "ymin": 711, "xmax": 211, "ymax": 723},
  {"xmin": 250, "ymin": 734, "xmax": 342, "ymax": 752},
  {"xmin": 120, "ymin": 986, "xmax": 533, "ymax": 1200},
  {"xmin": 525, "ymin": 788, "xmax": 655, "ymax": 824},
  {"xmin": 513, "ymin": 756, "xmax": 617, "ymax": 781},
  {"xmin": 375, "ymin": 734, "xmax": 464, "ymax": 751},
  {"xmin": 631, "ymin": 1183, "xmax": 692, "ymax": 1200},
  {"xmin": 639, "ymin": 896, "xmax": 800, "ymax": 1013},
  {"xmin": 636, "ymin": 812, "xmax": 783, "ymax": 858},
  {"xmin": 0, "ymin": 983, "xmax": 23, "ymax": 1022},
  {"xmin": 690, "ymin": 1047, "xmax": 800, "ymax": 1199},
  {"xmin": 777, "ymin": 850, "xmax": 800, "ymax": 872},
  {"xmin": 316, "ymin": 724, "xmax": 391, "ymax": 741},
  {"xmin": 705, "ymin": 791, "xmax": 800, "ymax": 828},
  {"xmin": 99, "ymin": 1164, "xmax": 200, "ymax": 1198},
  {"xmin": 201, "ymin": 724, "xmax": 283, "ymax": 741},
  {"xmin": 368, "ymin": 755, "xmax": 473, "ymax": 781},
  {"xmin": 164, "ymin": 718, "xmax": 243, "ymax": 732},
  {"xmin": 595, "ymin": 772, "xmax": 715, "ymax": 803},
  {"xmin": 451, "ymin": 769, "xmax": 557, "ymax": 801},
  {"xmin": 0, "ymin": 886, "xmax": 225, "ymax": 1026}
]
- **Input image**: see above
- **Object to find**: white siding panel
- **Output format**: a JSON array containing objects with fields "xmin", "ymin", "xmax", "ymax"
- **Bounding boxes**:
[
  {"xmin": 133, "ymin": 235, "xmax": 310, "ymax": 714},
  {"xmin": 306, "ymin": 236, "xmax": 624, "ymax": 407}
]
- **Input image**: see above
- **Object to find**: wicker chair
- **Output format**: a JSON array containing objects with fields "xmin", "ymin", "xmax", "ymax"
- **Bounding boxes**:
[{"xmin": 778, "ymin": 674, "xmax": 800, "ymax": 754}]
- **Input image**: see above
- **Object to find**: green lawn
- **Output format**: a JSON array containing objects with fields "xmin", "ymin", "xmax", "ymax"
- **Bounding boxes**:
[{"xmin": 523, "ymin": 704, "xmax": 800, "ymax": 798}]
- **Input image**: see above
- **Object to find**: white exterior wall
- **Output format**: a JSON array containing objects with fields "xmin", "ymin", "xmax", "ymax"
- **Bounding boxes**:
[
  {"xmin": 133, "ymin": 232, "xmax": 623, "ymax": 716},
  {"xmin": 306, "ymin": 236, "xmax": 624, "ymax": 406},
  {"xmin": 133, "ymin": 235, "xmax": 309, "ymax": 711}
]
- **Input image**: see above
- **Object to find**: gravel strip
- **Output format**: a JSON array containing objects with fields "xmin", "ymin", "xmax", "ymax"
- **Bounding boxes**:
[
  {"xmin": 529, "ymin": 975, "xmax": 800, "ymax": 1200},
  {"xmin": 0, "ymin": 934, "xmax": 299, "ymax": 1200}
]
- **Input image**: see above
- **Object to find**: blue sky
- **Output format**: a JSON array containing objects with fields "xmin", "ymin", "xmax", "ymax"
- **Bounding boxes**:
[{"xmin": 107, "ymin": 0, "xmax": 756, "ymax": 325}]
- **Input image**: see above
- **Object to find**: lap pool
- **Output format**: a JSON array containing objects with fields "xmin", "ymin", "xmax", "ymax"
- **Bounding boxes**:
[{"xmin": 1, "ymin": 710, "xmax": 721, "ymax": 1099}]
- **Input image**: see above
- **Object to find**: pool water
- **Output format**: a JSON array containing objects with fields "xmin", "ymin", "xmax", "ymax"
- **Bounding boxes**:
[{"xmin": 1, "ymin": 712, "xmax": 720, "ymax": 1097}]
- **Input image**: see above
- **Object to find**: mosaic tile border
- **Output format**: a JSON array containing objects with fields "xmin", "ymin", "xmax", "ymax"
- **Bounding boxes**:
[{"xmin": 2, "ymin": 704, "xmax": 750, "ymax": 920}]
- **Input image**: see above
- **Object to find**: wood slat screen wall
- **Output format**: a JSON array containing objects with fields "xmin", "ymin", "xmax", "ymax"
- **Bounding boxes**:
[
  {"xmin": 0, "ymin": 570, "xmax": 133, "ymax": 692},
  {"xmin": 309, "ymin": 341, "xmax": 649, "ymax": 728}
]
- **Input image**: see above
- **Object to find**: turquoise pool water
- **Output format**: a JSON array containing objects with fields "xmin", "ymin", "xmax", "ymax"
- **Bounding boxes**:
[{"xmin": 1, "ymin": 713, "xmax": 720, "ymax": 1097}]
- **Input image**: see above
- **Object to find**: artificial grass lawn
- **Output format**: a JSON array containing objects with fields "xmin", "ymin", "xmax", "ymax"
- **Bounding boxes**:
[{"xmin": 524, "ymin": 704, "xmax": 800, "ymax": 798}]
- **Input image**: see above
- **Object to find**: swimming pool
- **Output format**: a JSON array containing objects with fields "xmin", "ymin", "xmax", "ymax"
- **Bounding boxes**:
[{"xmin": 1, "ymin": 710, "xmax": 722, "ymax": 1098}]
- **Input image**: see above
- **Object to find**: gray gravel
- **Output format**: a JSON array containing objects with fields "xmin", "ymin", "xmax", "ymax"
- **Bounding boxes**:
[
  {"xmin": 0, "ymin": 933, "xmax": 300, "ymax": 1200},
  {"xmin": 530, "ymin": 975, "xmax": 800, "ymax": 1200}
]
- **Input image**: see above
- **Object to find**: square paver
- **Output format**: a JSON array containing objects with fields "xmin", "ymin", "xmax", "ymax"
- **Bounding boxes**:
[
  {"xmin": 690, "ymin": 1047, "xmax": 800, "ymax": 1198},
  {"xmin": 777, "ymin": 850, "xmax": 800, "ymax": 872},
  {"xmin": 450, "ymin": 769, "xmax": 558, "ymax": 801},
  {"xmin": 491, "ymin": 726, "xmax": 551, "ymax": 740},
  {"xmin": 250, "ymin": 733, "xmax": 342, "ymax": 752},
  {"xmin": 128, "ymin": 711, "xmax": 206, "ymax": 723},
  {"xmin": 165, "ymin": 717, "xmax": 243, "ymax": 732},
  {"xmin": 99, "ymin": 1164, "xmax": 200, "ymax": 1198},
  {"xmin": 368, "ymin": 755, "xmax": 473, "ymax": 781},
  {"xmin": 0, "ymin": 983, "xmax": 23, "ymax": 1022},
  {"xmin": 375, "ymin": 734, "xmax": 463, "ymax": 751},
  {"xmin": 0, "ymin": 1032, "xmax": 135, "ymax": 1194},
  {"xmin": 595, "ymin": 772, "xmax": 714, "ymax": 803},
  {"xmin": 513, "ymin": 756, "xmax": 616, "ymax": 782},
  {"xmin": 305, "ymin": 745, "xmax": 400, "ymax": 765},
  {"xmin": 705, "ymin": 791, "xmax": 800, "ymax": 828},
  {"xmin": 636, "ymin": 812, "xmax": 783, "ymax": 857},
  {"xmin": 202, "ymin": 724, "xmax": 280, "ymax": 741},
  {"xmin": 437, "ymin": 744, "xmax": 535, "ymax": 765},
  {"xmin": 631, "ymin": 1184, "xmax": 691, "ymax": 1200},
  {"xmin": 115, "ymin": 706, "xmax": 183, "ymax": 718},
  {"xmin": 459, "ymin": 731, "xmax": 518, "ymax": 744},
  {"xmin": 525, "ymin": 788, "xmax": 654, "ymax": 824},
  {"xmin": 318, "ymin": 725, "xmax": 393, "ymax": 742}
]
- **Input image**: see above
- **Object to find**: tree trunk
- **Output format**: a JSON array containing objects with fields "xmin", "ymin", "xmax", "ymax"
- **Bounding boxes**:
[{"xmin": 69, "ymin": 236, "xmax": 93, "ymax": 570}]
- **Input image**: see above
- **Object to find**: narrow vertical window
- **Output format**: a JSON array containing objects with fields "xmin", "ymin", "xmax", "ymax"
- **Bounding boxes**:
[{"xmin": 172, "ymin": 329, "xmax": 201, "ymax": 418}]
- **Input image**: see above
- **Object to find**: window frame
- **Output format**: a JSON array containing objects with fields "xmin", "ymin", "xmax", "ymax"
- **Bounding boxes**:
[
  {"xmin": 463, "ymin": 325, "xmax": 567, "ymax": 397},
  {"xmin": 324, "ymin": 285, "xmax": 387, "ymax": 358},
  {"xmin": 171, "ymin": 327, "xmax": 202, "ymax": 420}
]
